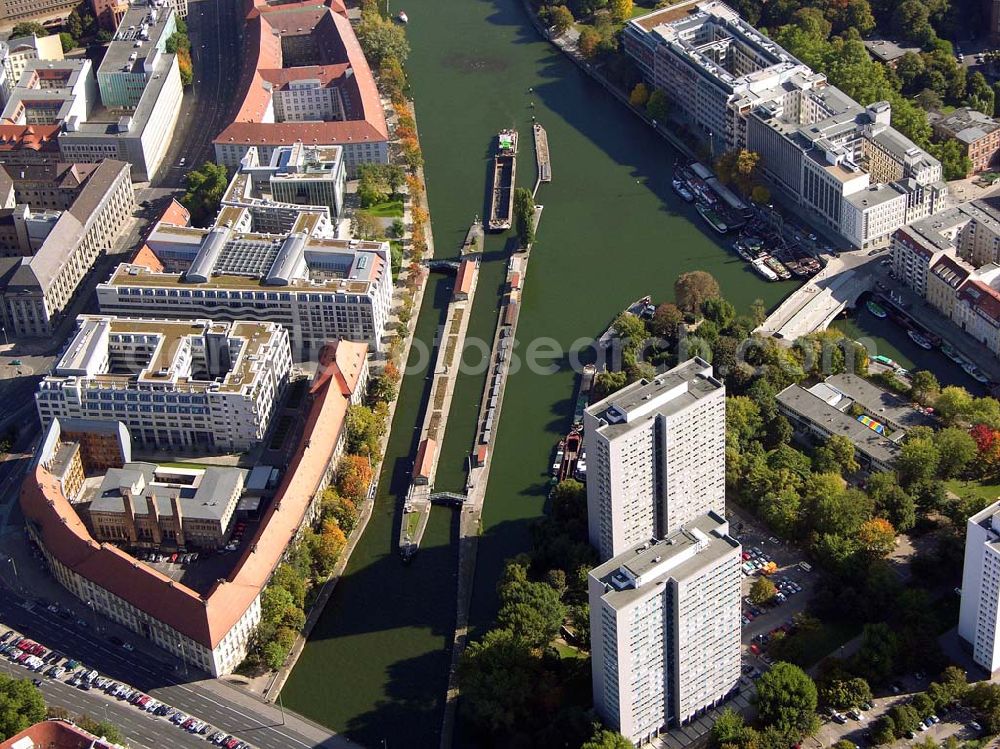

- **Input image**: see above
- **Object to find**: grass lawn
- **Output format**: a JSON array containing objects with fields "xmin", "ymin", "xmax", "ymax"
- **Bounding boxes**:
[
  {"xmin": 945, "ymin": 478, "xmax": 1000, "ymax": 504},
  {"xmin": 553, "ymin": 641, "xmax": 586, "ymax": 660},
  {"xmin": 365, "ymin": 200, "xmax": 404, "ymax": 218},
  {"xmin": 770, "ymin": 619, "xmax": 863, "ymax": 668},
  {"xmin": 403, "ymin": 510, "xmax": 421, "ymax": 539}
]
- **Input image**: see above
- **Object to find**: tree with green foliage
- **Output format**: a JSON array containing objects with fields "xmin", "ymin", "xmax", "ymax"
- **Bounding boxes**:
[
  {"xmin": 813, "ymin": 434, "xmax": 859, "ymax": 476},
  {"xmin": 933, "ymin": 427, "xmax": 977, "ymax": 478},
  {"xmin": 0, "ymin": 675, "xmax": 45, "ymax": 739},
  {"xmin": 712, "ymin": 708, "xmax": 751, "ymax": 748},
  {"xmin": 887, "ymin": 703, "xmax": 921, "ymax": 735},
  {"xmin": 895, "ymin": 436, "xmax": 941, "ymax": 487},
  {"xmin": 646, "ymin": 88, "xmax": 669, "ymax": 121},
  {"xmin": 910, "ymin": 370, "xmax": 940, "ymax": 405},
  {"xmin": 550, "ymin": 4, "xmax": 575, "ymax": 34},
  {"xmin": 73, "ymin": 715, "xmax": 125, "ymax": 743},
  {"xmin": 181, "ymin": 162, "xmax": 228, "ymax": 225},
  {"xmin": 702, "ymin": 297, "xmax": 736, "ymax": 329},
  {"xmin": 936, "ymin": 386, "xmax": 975, "ymax": 425},
  {"xmin": 872, "ymin": 715, "xmax": 896, "ymax": 745},
  {"xmin": 854, "ymin": 623, "xmax": 899, "ymax": 684},
  {"xmin": 822, "ymin": 677, "xmax": 873, "ymax": 710},
  {"xmin": 753, "ymin": 662, "xmax": 819, "ymax": 737},
  {"xmin": 497, "ymin": 572, "xmax": 566, "ymax": 649},
  {"xmin": 594, "ymin": 369, "xmax": 627, "ymax": 398},
  {"xmin": 613, "ymin": 311, "xmax": 647, "ymax": 352},
  {"xmin": 10, "ymin": 21, "xmax": 47, "ymax": 37},
  {"xmin": 674, "ymin": 271, "xmax": 720, "ymax": 316},
  {"xmin": 930, "ymin": 139, "xmax": 973, "ymax": 180},
  {"xmin": 458, "ymin": 628, "xmax": 543, "ymax": 735},
  {"xmin": 59, "ymin": 32, "xmax": 75, "ymax": 52},
  {"xmin": 356, "ymin": 12, "xmax": 409, "ymax": 68},
  {"xmin": 968, "ymin": 72, "xmax": 996, "ymax": 117},
  {"xmin": 867, "ymin": 472, "xmax": 916, "ymax": 532},
  {"xmin": 750, "ymin": 576, "xmax": 777, "ymax": 605},
  {"xmin": 581, "ymin": 728, "xmax": 633, "ymax": 748},
  {"xmin": 513, "ymin": 187, "xmax": 535, "ymax": 248}
]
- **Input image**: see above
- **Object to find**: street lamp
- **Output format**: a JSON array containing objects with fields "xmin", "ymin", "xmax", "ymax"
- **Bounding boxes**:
[
  {"xmin": 86, "ymin": 599, "xmax": 100, "ymax": 632},
  {"xmin": 6, "ymin": 556, "xmax": 18, "ymax": 592}
]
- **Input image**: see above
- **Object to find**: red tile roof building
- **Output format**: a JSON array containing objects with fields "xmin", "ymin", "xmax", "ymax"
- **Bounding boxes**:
[
  {"xmin": 20, "ymin": 341, "xmax": 367, "ymax": 676},
  {"xmin": 453, "ymin": 258, "xmax": 475, "ymax": 300},
  {"xmin": 214, "ymin": 0, "xmax": 387, "ymax": 177},
  {"xmin": 0, "ymin": 124, "xmax": 61, "ymax": 165},
  {"xmin": 0, "ymin": 719, "xmax": 125, "ymax": 749}
]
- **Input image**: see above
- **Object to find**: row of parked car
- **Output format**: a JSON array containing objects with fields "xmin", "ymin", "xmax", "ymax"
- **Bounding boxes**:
[
  {"xmin": 741, "ymin": 547, "xmax": 777, "ymax": 576},
  {"xmin": 139, "ymin": 551, "xmax": 200, "ymax": 565},
  {"xmin": 0, "ymin": 626, "xmax": 254, "ymax": 748}
]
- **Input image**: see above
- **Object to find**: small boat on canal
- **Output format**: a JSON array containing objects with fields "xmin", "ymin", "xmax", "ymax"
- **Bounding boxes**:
[
  {"xmin": 908, "ymin": 330, "xmax": 934, "ymax": 350},
  {"xmin": 696, "ymin": 203, "xmax": 729, "ymax": 234},
  {"xmin": 397, "ymin": 10, "xmax": 408, "ymax": 23},
  {"xmin": 942, "ymin": 342, "xmax": 965, "ymax": 364},
  {"xmin": 557, "ymin": 430, "xmax": 582, "ymax": 482},
  {"xmin": 672, "ymin": 178, "xmax": 695, "ymax": 202},
  {"xmin": 866, "ymin": 300, "xmax": 887, "ymax": 318},
  {"xmin": 751, "ymin": 258, "xmax": 778, "ymax": 281},
  {"xmin": 963, "ymin": 361, "xmax": 991, "ymax": 384}
]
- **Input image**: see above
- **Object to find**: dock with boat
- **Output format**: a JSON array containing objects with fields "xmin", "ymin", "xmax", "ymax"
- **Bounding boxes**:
[
  {"xmin": 488, "ymin": 129, "xmax": 518, "ymax": 232},
  {"xmin": 597, "ymin": 295, "xmax": 652, "ymax": 350},
  {"xmin": 532, "ymin": 121, "xmax": 551, "ymax": 195},
  {"xmin": 397, "ymin": 226, "xmax": 482, "ymax": 561}
]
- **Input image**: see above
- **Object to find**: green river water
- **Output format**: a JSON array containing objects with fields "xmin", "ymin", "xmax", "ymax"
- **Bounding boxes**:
[{"xmin": 280, "ymin": 0, "xmax": 794, "ymax": 745}]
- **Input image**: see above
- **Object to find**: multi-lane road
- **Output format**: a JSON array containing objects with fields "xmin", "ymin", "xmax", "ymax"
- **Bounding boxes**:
[
  {"xmin": 0, "ymin": 591, "xmax": 353, "ymax": 749},
  {"xmin": 154, "ymin": 0, "xmax": 244, "ymax": 187},
  {"xmin": 0, "ymin": 637, "xmax": 210, "ymax": 749}
]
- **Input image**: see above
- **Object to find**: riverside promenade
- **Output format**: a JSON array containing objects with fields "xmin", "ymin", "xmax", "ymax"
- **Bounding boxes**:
[{"xmin": 398, "ymin": 223, "xmax": 483, "ymax": 558}]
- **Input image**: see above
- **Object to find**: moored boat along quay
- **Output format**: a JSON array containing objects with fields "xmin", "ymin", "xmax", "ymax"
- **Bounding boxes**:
[
  {"xmin": 532, "ymin": 121, "xmax": 551, "ymax": 191},
  {"xmin": 488, "ymin": 129, "xmax": 518, "ymax": 231},
  {"xmin": 399, "ymin": 222, "xmax": 483, "ymax": 560}
]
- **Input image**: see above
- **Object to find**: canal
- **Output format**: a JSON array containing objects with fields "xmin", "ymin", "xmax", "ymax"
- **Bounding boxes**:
[
  {"xmin": 832, "ymin": 304, "xmax": 988, "ymax": 393},
  {"xmin": 281, "ymin": 0, "xmax": 791, "ymax": 746}
]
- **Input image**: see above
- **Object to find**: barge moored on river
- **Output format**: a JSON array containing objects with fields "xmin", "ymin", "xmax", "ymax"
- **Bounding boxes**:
[{"xmin": 488, "ymin": 129, "xmax": 518, "ymax": 231}]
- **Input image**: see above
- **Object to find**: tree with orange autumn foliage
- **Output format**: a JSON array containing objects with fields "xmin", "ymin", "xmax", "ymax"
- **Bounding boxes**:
[
  {"xmin": 857, "ymin": 518, "xmax": 896, "ymax": 558},
  {"xmin": 336, "ymin": 454, "xmax": 373, "ymax": 502}
]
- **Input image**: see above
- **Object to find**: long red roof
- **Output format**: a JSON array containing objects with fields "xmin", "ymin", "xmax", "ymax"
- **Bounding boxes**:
[
  {"xmin": 216, "ymin": 3, "xmax": 386, "ymax": 150},
  {"xmin": 20, "ymin": 346, "xmax": 365, "ymax": 650}
]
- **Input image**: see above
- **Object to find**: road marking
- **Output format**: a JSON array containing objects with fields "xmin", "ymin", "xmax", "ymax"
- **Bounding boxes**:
[{"xmin": 170, "ymin": 684, "xmax": 316, "ymax": 748}]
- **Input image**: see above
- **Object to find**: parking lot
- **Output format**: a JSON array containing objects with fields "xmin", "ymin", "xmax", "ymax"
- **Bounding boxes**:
[
  {"xmin": 0, "ymin": 621, "xmax": 255, "ymax": 749},
  {"xmin": 813, "ymin": 678, "xmax": 986, "ymax": 749},
  {"xmin": 728, "ymin": 507, "xmax": 819, "ymax": 651}
]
